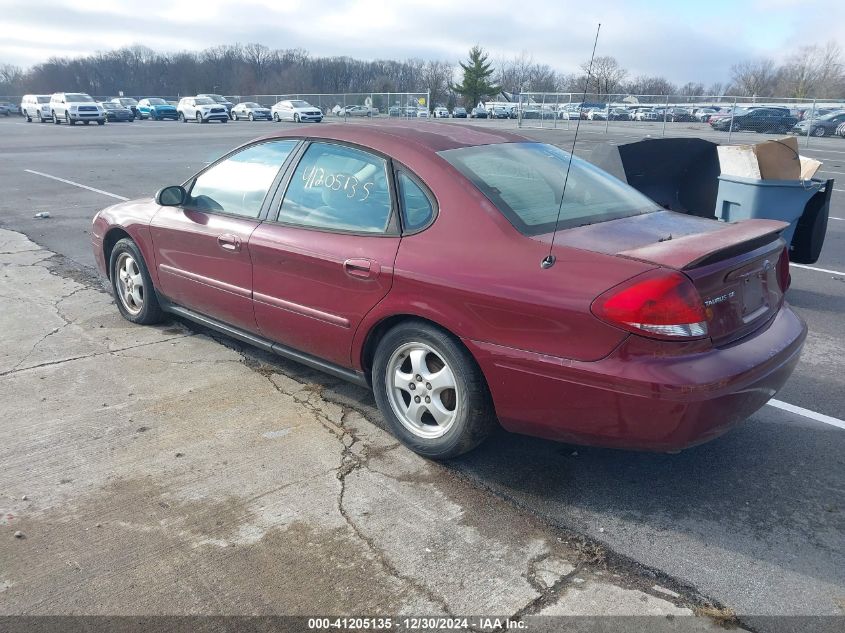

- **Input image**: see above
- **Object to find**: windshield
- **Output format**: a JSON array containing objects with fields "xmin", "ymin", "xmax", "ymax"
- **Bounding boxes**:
[
  {"xmin": 243, "ymin": 102, "xmax": 261, "ymax": 108},
  {"xmin": 66, "ymin": 94, "xmax": 93, "ymax": 102},
  {"xmin": 439, "ymin": 142, "xmax": 660, "ymax": 236},
  {"xmin": 147, "ymin": 98, "xmax": 166, "ymax": 105},
  {"xmin": 818, "ymin": 111, "xmax": 845, "ymax": 121},
  {"xmin": 102, "ymin": 103, "xmax": 117, "ymax": 109},
  {"xmin": 194, "ymin": 98, "xmax": 214, "ymax": 105},
  {"xmin": 289, "ymin": 100, "xmax": 311, "ymax": 108},
  {"xmin": 204, "ymin": 95, "xmax": 226, "ymax": 102},
  {"xmin": 37, "ymin": 96, "xmax": 51, "ymax": 103},
  {"xmin": 119, "ymin": 98, "xmax": 137, "ymax": 105}
]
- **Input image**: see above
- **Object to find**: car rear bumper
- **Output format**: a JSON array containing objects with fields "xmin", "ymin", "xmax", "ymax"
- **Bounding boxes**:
[{"xmin": 466, "ymin": 305, "xmax": 807, "ymax": 451}]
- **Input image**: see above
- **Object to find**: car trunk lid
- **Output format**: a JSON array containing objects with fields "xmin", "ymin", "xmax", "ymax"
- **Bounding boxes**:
[{"xmin": 545, "ymin": 211, "xmax": 788, "ymax": 345}]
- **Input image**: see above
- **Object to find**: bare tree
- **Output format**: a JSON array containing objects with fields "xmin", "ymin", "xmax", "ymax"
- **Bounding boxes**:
[
  {"xmin": 581, "ymin": 56, "xmax": 627, "ymax": 96},
  {"xmin": 624, "ymin": 75, "xmax": 677, "ymax": 97},
  {"xmin": 421, "ymin": 60, "xmax": 454, "ymax": 108},
  {"xmin": 730, "ymin": 58, "xmax": 777, "ymax": 97}
]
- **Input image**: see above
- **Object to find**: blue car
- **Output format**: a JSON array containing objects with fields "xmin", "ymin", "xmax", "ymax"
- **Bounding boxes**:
[{"xmin": 137, "ymin": 98, "xmax": 178, "ymax": 121}]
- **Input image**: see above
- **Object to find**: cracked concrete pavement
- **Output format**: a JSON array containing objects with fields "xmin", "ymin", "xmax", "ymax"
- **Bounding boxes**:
[{"xmin": 0, "ymin": 228, "xmax": 736, "ymax": 629}]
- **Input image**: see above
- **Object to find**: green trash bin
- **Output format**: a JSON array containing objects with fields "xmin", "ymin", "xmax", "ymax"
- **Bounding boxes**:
[{"xmin": 715, "ymin": 176, "xmax": 833, "ymax": 264}]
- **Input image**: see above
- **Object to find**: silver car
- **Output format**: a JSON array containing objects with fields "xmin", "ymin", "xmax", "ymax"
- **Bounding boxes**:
[{"xmin": 231, "ymin": 102, "xmax": 272, "ymax": 121}]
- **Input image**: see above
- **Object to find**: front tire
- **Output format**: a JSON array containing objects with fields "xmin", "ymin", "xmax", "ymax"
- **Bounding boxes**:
[
  {"xmin": 196, "ymin": 112, "xmax": 203, "ymax": 124},
  {"xmin": 372, "ymin": 321, "xmax": 495, "ymax": 459},
  {"xmin": 273, "ymin": 112, "xmax": 280, "ymax": 122},
  {"xmin": 248, "ymin": 113, "xmax": 254, "ymax": 121},
  {"xmin": 109, "ymin": 238, "xmax": 164, "ymax": 325},
  {"xmin": 294, "ymin": 113, "xmax": 300, "ymax": 123}
]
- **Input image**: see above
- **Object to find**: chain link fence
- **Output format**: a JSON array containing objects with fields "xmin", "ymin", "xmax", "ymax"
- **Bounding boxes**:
[{"xmin": 513, "ymin": 92, "xmax": 845, "ymax": 147}]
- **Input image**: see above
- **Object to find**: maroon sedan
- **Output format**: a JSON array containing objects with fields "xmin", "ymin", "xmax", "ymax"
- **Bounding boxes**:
[{"xmin": 91, "ymin": 124, "xmax": 806, "ymax": 459}]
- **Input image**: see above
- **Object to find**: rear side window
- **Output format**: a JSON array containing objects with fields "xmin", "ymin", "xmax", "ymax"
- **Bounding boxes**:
[
  {"xmin": 277, "ymin": 142, "xmax": 393, "ymax": 234},
  {"xmin": 439, "ymin": 142, "xmax": 658, "ymax": 235},
  {"xmin": 397, "ymin": 171, "xmax": 434, "ymax": 232},
  {"xmin": 188, "ymin": 140, "xmax": 299, "ymax": 218}
]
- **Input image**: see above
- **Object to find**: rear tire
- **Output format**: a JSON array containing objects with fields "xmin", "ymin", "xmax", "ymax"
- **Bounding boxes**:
[
  {"xmin": 109, "ymin": 238, "xmax": 164, "ymax": 325},
  {"xmin": 372, "ymin": 321, "xmax": 495, "ymax": 459}
]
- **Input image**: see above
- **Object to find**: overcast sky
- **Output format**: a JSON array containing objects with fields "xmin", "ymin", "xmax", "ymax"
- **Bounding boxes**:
[{"xmin": 1, "ymin": 0, "xmax": 840, "ymax": 84}]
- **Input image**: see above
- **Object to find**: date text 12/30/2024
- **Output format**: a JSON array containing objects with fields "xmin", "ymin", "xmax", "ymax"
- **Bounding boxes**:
[{"xmin": 307, "ymin": 617, "xmax": 528, "ymax": 630}]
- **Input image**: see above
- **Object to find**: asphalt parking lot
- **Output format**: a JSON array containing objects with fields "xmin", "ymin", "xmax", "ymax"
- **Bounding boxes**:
[{"xmin": 0, "ymin": 115, "xmax": 843, "ymax": 632}]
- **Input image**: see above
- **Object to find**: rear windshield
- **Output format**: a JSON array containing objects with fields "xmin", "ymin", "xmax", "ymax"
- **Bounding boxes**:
[
  {"xmin": 438, "ymin": 142, "xmax": 659, "ymax": 235},
  {"xmin": 37, "ymin": 96, "xmax": 50, "ymax": 103}
]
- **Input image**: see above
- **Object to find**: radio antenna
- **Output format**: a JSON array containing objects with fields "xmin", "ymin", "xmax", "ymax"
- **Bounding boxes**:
[{"xmin": 541, "ymin": 22, "xmax": 601, "ymax": 269}]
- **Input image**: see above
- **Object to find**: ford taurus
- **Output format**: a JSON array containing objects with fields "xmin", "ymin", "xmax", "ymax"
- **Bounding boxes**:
[{"xmin": 91, "ymin": 124, "xmax": 806, "ymax": 459}]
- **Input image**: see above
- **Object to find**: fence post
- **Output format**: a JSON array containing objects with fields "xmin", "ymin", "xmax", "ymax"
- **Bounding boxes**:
[
  {"xmin": 427, "ymin": 90, "xmax": 430, "ymax": 120},
  {"xmin": 567, "ymin": 93, "xmax": 572, "ymax": 131},
  {"xmin": 604, "ymin": 95, "xmax": 611, "ymax": 134},
  {"xmin": 805, "ymin": 98, "xmax": 816, "ymax": 148},
  {"xmin": 343, "ymin": 93, "xmax": 347, "ymax": 122},
  {"xmin": 728, "ymin": 96, "xmax": 737, "ymax": 144},
  {"xmin": 662, "ymin": 95, "xmax": 669, "ymax": 137}
]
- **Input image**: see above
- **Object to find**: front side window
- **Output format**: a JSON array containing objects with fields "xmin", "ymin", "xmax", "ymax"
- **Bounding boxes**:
[
  {"xmin": 439, "ymin": 142, "xmax": 659, "ymax": 236},
  {"xmin": 278, "ymin": 142, "xmax": 393, "ymax": 233},
  {"xmin": 188, "ymin": 140, "xmax": 299, "ymax": 218}
]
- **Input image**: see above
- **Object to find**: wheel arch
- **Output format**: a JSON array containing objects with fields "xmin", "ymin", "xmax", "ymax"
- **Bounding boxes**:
[
  {"xmin": 102, "ymin": 227, "xmax": 132, "ymax": 279},
  {"xmin": 357, "ymin": 313, "xmax": 488, "ymax": 391}
]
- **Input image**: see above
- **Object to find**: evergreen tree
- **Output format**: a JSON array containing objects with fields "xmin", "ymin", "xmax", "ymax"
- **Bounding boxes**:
[{"xmin": 452, "ymin": 46, "xmax": 500, "ymax": 107}]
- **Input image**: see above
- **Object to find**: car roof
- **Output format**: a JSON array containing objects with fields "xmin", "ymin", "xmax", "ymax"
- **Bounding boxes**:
[{"xmin": 259, "ymin": 122, "xmax": 526, "ymax": 154}]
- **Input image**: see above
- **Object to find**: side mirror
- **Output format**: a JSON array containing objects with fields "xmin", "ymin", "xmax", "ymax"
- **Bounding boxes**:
[{"xmin": 155, "ymin": 185, "xmax": 186, "ymax": 207}]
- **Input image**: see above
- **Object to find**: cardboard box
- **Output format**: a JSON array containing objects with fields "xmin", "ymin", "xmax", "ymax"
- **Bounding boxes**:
[{"xmin": 717, "ymin": 136, "xmax": 821, "ymax": 181}]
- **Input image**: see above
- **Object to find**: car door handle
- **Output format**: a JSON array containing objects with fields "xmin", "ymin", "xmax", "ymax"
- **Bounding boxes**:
[
  {"xmin": 217, "ymin": 234, "xmax": 241, "ymax": 252},
  {"xmin": 344, "ymin": 258, "xmax": 378, "ymax": 279}
]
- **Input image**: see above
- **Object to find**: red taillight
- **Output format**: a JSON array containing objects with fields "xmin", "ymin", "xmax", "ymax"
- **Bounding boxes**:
[
  {"xmin": 777, "ymin": 247, "xmax": 791, "ymax": 291},
  {"xmin": 592, "ymin": 270, "xmax": 708, "ymax": 340}
]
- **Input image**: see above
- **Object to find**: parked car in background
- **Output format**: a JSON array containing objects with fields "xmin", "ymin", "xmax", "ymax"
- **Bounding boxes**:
[
  {"xmin": 796, "ymin": 107, "xmax": 835, "ymax": 121},
  {"xmin": 488, "ymin": 106, "xmax": 510, "ymax": 119},
  {"xmin": 666, "ymin": 107, "xmax": 696, "ymax": 122},
  {"xmin": 197, "ymin": 94, "xmax": 234, "ymax": 119},
  {"xmin": 711, "ymin": 107, "xmax": 798, "ymax": 133},
  {"xmin": 694, "ymin": 108, "xmax": 718, "ymax": 122},
  {"xmin": 177, "ymin": 96, "xmax": 229, "ymax": 123},
  {"xmin": 21, "ymin": 94, "xmax": 52, "ymax": 122},
  {"xmin": 110, "ymin": 98, "xmax": 140, "ymax": 119},
  {"xmin": 451, "ymin": 107, "xmax": 467, "ymax": 118},
  {"xmin": 388, "ymin": 106, "xmax": 403, "ymax": 117},
  {"xmin": 101, "ymin": 101, "xmax": 135, "ymax": 122},
  {"xmin": 416, "ymin": 108, "xmax": 429, "ymax": 118},
  {"xmin": 91, "ymin": 125, "xmax": 805, "ymax": 459},
  {"xmin": 50, "ymin": 92, "xmax": 105, "ymax": 125},
  {"xmin": 791, "ymin": 110, "xmax": 845, "ymax": 137},
  {"xmin": 432, "ymin": 107, "xmax": 449, "ymax": 118},
  {"xmin": 272, "ymin": 99, "xmax": 324, "ymax": 122},
  {"xmin": 632, "ymin": 108, "xmax": 658, "ymax": 121},
  {"xmin": 137, "ymin": 98, "xmax": 178, "ymax": 121},
  {"xmin": 232, "ymin": 102, "xmax": 272, "ymax": 121},
  {"xmin": 0, "ymin": 101, "xmax": 15, "ymax": 116},
  {"xmin": 586, "ymin": 108, "xmax": 606, "ymax": 121},
  {"xmin": 342, "ymin": 104, "xmax": 377, "ymax": 118},
  {"xmin": 470, "ymin": 107, "xmax": 488, "ymax": 119}
]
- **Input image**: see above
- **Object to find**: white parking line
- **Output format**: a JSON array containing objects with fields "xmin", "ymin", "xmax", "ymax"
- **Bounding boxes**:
[
  {"xmin": 831, "ymin": 217, "xmax": 844, "ymax": 221},
  {"xmin": 768, "ymin": 399, "xmax": 845, "ymax": 430},
  {"xmin": 791, "ymin": 263, "xmax": 845, "ymax": 275},
  {"xmin": 818, "ymin": 169, "xmax": 845, "ymax": 175},
  {"xmin": 23, "ymin": 169, "xmax": 129, "ymax": 201}
]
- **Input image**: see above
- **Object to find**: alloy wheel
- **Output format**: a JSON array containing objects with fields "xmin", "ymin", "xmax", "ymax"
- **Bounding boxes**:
[
  {"xmin": 115, "ymin": 252, "xmax": 145, "ymax": 316},
  {"xmin": 385, "ymin": 342, "xmax": 460, "ymax": 439}
]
